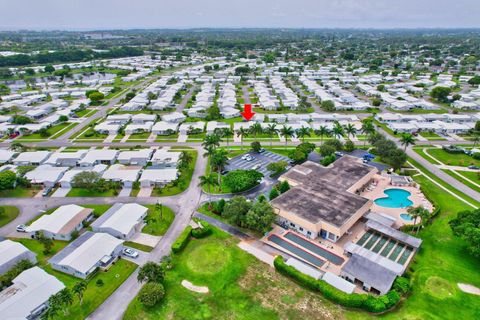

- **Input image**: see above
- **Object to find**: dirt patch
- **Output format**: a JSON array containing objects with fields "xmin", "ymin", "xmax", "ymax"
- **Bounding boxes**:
[
  {"xmin": 238, "ymin": 263, "xmax": 344, "ymax": 320},
  {"xmin": 458, "ymin": 283, "xmax": 480, "ymax": 296}
]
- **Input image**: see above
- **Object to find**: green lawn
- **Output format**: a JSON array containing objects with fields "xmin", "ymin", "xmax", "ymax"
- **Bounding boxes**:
[
  {"xmin": 141, "ymin": 205, "xmax": 175, "ymax": 236},
  {"xmin": 426, "ymin": 148, "xmax": 480, "ymax": 167},
  {"xmin": 126, "ymin": 131, "xmax": 151, "ymax": 142},
  {"xmin": 15, "ymin": 122, "xmax": 76, "ymax": 141},
  {"xmin": 73, "ymin": 127, "xmax": 108, "ymax": 141},
  {"xmin": 123, "ymin": 241, "xmax": 154, "ymax": 252},
  {"xmin": 15, "ymin": 238, "xmax": 137, "ymax": 320},
  {"xmin": 66, "ymin": 188, "xmax": 118, "ymax": 197},
  {"xmin": 418, "ymin": 131, "xmax": 446, "ymax": 140},
  {"xmin": 123, "ymin": 228, "xmax": 343, "ymax": 320},
  {"xmin": 75, "ymin": 108, "xmax": 97, "ymax": 118},
  {"xmin": 151, "ymin": 151, "xmax": 197, "ymax": 196},
  {"xmin": 154, "ymin": 133, "xmax": 179, "ymax": 142},
  {"xmin": 0, "ymin": 187, "xmax": 39, "ymax": 198},
  {"xmin": 0, "ymin": 206, "xmax": 19, "ymax": 227},
  {"xmin": 186, "ymin": 132, "xmax": 206, "ymax": 141},
  {"xmin": 347, "ymin": 170, "xmax": 480, "ymax": 320}
]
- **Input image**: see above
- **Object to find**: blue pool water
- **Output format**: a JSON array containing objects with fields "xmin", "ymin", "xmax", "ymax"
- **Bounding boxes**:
[
  {"xmin": 374, "ymin": 188, "xmax": 413, "ymax": 208},
  {"xmin": 400, "ymin": 213, "xmax": 414, "ymax": 221}
]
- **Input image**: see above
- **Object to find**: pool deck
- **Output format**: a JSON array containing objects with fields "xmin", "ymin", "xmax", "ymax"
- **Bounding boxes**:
[{"xmin": 361, "ymin": 174, "xmax": 433, "ymax": 227}]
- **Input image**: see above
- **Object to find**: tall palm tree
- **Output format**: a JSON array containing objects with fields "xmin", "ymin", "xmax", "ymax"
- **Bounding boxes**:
[
  {"xmin": 179, "ymin": 151, "xmax": 193, "ymax": 169},
  {"xmin": 220, "ymin": 127, "xmax": 234, "ymax": 149},
  {"xmin": 236, "ymin": 127, "xmax": 249, "ymax": 151},
  {"xmin": 249, "ymin": 122, "xmax": 263, "ymax": 142},
  {"xmin": 198, "ymin": 174, "xmax": 218, "ymax": 206},
  {"xmin": 471, "ymin": 133, "xmax": 479, "ymax": 148},
  {"xmin": 297, "ymin": 126, "xmax": 311, "ymax": 142},
  {"xmin": 265, "ymin": 123, "xmax": 278, "ymax": 147},
  {"xmin": 279, "ymin": 125, "xmax": 294, "ymax": 152},
  {"xmin": 344, "ymin": 123, "xmax": 356, "ymax": 140},
  {"xmin": 203, "ymin": 145, "xmax": 216, "ymax": 173},
  {"xmin": 202, "ymin": 133, "xmax": 221, "ymax": 151},
  {"xmin": 400, "ymin": 133, "xmax": 416, "ymax": 151},
  {"xmin": 407, "ymin": 206, "xmax": 429, "ymax": 234},
  {"xmin": 212, "ymin": 148, "xmax": 229, "ymax": 188},
  {"xmin": 332, "ymin": 121, "xmax": 344, "ymax": 140},
  {"xmin": 361, "ymin": 120, "xmax": 375, "ymax": 147},
  {"xmin": 314, "ymin": 125, "xmax": 331, "ymax": 145}
]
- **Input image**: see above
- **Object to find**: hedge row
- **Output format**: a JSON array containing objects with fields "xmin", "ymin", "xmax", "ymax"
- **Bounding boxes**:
[
  {"xmin": 171, "ymin": 226, "xmax": 193, "ymax": 253},
  {"xmin": 191, "ymin": 219, "xmax": 212, "ymax": 239},
  {"xmin": 273, "ymin": 256, "xmax": 406, "ymax": 313}
]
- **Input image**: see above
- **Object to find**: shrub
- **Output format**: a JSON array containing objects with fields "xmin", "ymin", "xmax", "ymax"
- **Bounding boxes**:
[
  {"xmin": 171, "ymin": 226, "xmax": 192, "ymax": 253},
  {"xmin": 213, "ymin": 199, "xmax": 226, "ymax": 215},
  {"xmin": 269, "ymin": 188, "xmax": 280, "ymax": 200},
  {"xmin": 96, "ymin": 279, "xmax": 104, "ymax": 287},
  {"xmin": 344, "ymin": 140, "xmax": 355, "ymax": 152},
  {"xmin": 191, "ymin": 220, "xmax": 212, "ymax": 238},
  {"xmin": 250, "ymin": 141, "xmax": 261, "ymax": 152},
  {"xmin": 223, "ymin": 170, "xmax": 263, "ymax": 193},
  {"xmin": 319, "ymin": 144, "xmax": 336, "ymax": 157},
  {"xmin": 278, "ymin": 180, "xmax": 290, "ymax": 193},
  {"xmin": 321, "ymin": 154, "xmax": 336, "ymax": 166},
  {"xmin": 138, "ymin": 282, "xmax": 165, "ymax": 307},
  {"xmin": 392, "ymin": 276, "xmax": 410, "ymax": 294}
]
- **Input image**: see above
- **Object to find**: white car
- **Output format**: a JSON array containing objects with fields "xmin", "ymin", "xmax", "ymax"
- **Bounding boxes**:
[
  {"xmin": 16, "ymin": 224, "xmax": 27, "ymax": 233},
  {"xmin": 241, "ymin": 154, "xmax": 250, "ymax": 160},
  {"xmin": 252, "ymin": 164, "xmax": 261, "ymax": 170},
  {"xmin": 123, "ymin": 248, "xmax": 139, "ymax": 258}
]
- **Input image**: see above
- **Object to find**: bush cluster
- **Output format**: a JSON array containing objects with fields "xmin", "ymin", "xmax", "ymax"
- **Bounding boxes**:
[
  {"xmin": 191, "ymin": 219, "xmax": 212, "ymax": 238},
  {"xmin": 273, "ymin": 256, "xmax": 407, "ymax": 313},
  {"xmin": 171, "ymin": 226, "xmax": 193, "ymax": 253}
]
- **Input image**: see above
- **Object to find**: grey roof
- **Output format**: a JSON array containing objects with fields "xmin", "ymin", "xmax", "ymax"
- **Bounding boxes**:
[
  {"xmin": 48, "ymin": 231, "xmax": 95, "ymax": 266},
  {"xmin": 343, "ymin": 242, "xmax": 405, "ymax": 275},
  {"xmin": 286, "ymin": 258, "xmax": 323, "ymax": 280},
  {"xmin": 322, "ymin": 271, "xmax": 355, "ymax": 294},
  {"xmin": 365, "ymin": 212, "xmax": 396, "ymax": 228},
  {"xmin": 366, "ymin": 220, "xmax": 422, "ymax": 248},
  {"xmin": 342, "ymin": 253, "xmax": 397, "ymax": 294},
  {"xmin": 272, "ymin": 157, "xmax": 374, "ymax": 228}
]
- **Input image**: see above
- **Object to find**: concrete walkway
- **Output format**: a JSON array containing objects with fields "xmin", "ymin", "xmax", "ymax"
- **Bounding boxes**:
[{"xmin": 50, "ymin": 188, "xmax": 70, "ymax": 198}]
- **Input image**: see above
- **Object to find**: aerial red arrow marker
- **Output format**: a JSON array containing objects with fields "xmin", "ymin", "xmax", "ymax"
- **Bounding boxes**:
[{"xmin": 241, "ymin": 104, "xmax": 255, "ymax": 121}]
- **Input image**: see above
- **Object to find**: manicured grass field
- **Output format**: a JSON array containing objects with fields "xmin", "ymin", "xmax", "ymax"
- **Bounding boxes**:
[
  {"xmin": 141, "ymin": 205, "xmax": 175, "ymax": 236},
  {"xmin": 73, "ymin": 127, "xmax": 108, "ymax": 141},
  {"xmin": 15, "ymin": 122, "xmax": 77, "ymax": 141},
  {"xmin": 66, "ymin": 188, "xmax": 118, "ymax": 197},
  {"xmin": 126, "ymin": 131, "xmax": 151, "ymax": 142},
  {"xmin": 427, "ymin": 148, "xmax": 480, "ymax": 167},
  {"xmin": 418, "ymin": 131, "xmax": 446, "ymax": 140},
  {"xmin": 346, "ymin": 170, "xmax": 480, "ymax": 320},
  {"xmin": 0, "ymin": 206, "xmax": 19, "ymax": 227},
  {"xmin": 123, "ymin": 228, "xmax": 343, "ymax": 320},
  {"xmin": 154, "ymin": 133, "xmax": 178, "ymax": 142},
  {"xmin": 123, "ymin": 241, "xmax": 154, "ymax": 252},
  {"xmin": 151, "ymin": 150, "xmax": 197, "ymax": 196},
  {"xmin": 0, "ymin": 187, "xmax": 39, "ymax": 198}
]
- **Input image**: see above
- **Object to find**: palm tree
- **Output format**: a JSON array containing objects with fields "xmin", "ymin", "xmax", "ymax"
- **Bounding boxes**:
[
  {"xmin": 236, "ymin": 127, "xmax": 249, "ymax": 151},
  {"xmin": 203, "ymin": 145, "xmax": 216, "ymax": 173},
  {"xmin": 179, "ymin": 151, "xmax": 193, "ymax": 169},
  {"xmin": 265, "ymin": 123, "xmax": 278, "ymax": 147},
  {"xmin": 73, "ymin": 281, "xmax": 88, "ymax": 305},
  {"xmin": 361, "ymin": 120, "xmax": 375, "ymax": 147},
  {"xmin": 249, "ymin": 122, "xmax": 263, "ymax": 142},
  {"xmin": 212, "ymin": 148, "xmax": 229, "ymax": 188},
  {"xmin": 219, "ymin": 127, "xmax": 233, "ymax": 149},
  {"xmin": 332, "ymin": 121, "xmax": 344, "ymax": 140},
  {"xmin": 471, "ymin": 133, "xmax": 479, "ymax": 148},
  {"xmin": 314, "ymin": 125, "xmax": 331, "ymax": 145},
  {"xmin": 202, "ymin": 133, "xmax": 221, "ymax": 151},
  {"xmin": 344, "ymin": 123, "xmax": 356, "ymax": 140},
  {"xmin": 400, "ymin": 133, "xmax": 416, "ymax": 151},
  {"xmin": 279, "ymin": 125, "xmax": 294, "ymax": 152},
  {"xmin": 407, "ymin": 206, "xmax": 429, "ymax": 234},
  {"xmin": 57, "ymin": 288, "xmax": 73, "ymax": 315},
  {"xmin": 297, "ymin": 126, "xmax": 311, "ymax": 142},
  {"xmin": 199, "ymin": 174, "xmax": 218, "ymax": 205}
]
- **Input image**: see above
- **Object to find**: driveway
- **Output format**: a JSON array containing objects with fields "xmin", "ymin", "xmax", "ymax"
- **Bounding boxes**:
[
  {"xmin": 129, "ymin": 233, "xmax": 161, "ymax": 247},
  {"xmin": 50, "ymin": 187, "xmax": 70, "ymax": 197}
]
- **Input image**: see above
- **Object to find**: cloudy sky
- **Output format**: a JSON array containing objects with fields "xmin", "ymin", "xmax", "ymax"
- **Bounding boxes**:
[{"xmin": 1, "ymin": 0, "xmax": 479, "ymax": 30}]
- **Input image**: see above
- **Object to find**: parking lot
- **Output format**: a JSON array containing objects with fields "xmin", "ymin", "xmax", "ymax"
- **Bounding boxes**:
[{"xmin": 226, "ymin": 150, "xmax": 290, "ymax": 177}]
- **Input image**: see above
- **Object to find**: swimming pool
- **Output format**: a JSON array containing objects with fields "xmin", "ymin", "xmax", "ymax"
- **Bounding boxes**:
[
  {"xmin": 400, "ymin": 213, "xmax": 414, "ymax": 221},
  {"xmin": 374, "ymin": 188, "xmax": 413, "ymax": 208}
]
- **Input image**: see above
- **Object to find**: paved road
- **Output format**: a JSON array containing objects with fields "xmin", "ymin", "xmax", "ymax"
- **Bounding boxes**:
[
  {"xmin": 375, "ymin": 125, "xmax": 480, "ymax": 201},
  {"xmin": 242, "ymin": 85, "xmax": 251, "ymax": 104},
  {"xmin": 176, "ymin": 86, "xmax": 195, "ymax": 112}
]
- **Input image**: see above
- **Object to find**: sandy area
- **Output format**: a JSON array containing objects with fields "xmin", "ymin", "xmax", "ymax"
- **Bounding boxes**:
[
  {"xmin": 181, "ymin": 280, "xmax": 209, "ymax": 293},
  {"xmin": 458, "ymin": 283, "xmax": 480, "ymax": 296}
]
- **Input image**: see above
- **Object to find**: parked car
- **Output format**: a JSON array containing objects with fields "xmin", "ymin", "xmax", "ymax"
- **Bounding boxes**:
[
  {"xmin": 220, "ymin": 170, "xmax": 229, "ymax": 175},
  {"xmin": 258, "ymin": 148, "xmax": 266, "ymax": 153},
  {"xmin": 42, "ymin": 187, "xmax": 52, "ymax": 197},
  {"xmin": 123, "ymin": 248, "xmax": 139, "ymax": 258},
  {"xmin": 335, "ymin": 151, "xmax": 344, "ymax": 157},
  {"xmin": 241, "ymin": 154, "xmax": 250, "ymax": 160},
  {"xmin": 468, "ymin": 165, "xmax": 479, "ymax": 170},
  {"xmin": 252, "ymin": 164, "xmax": 261, "ymax": 170},
  {"xmin": 16, "ymin": 224, "xmax": 27, "ymax": 233},
  {"xmin": 244, "ymin": 154, "xmax": 255, "ymax": 161}
]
